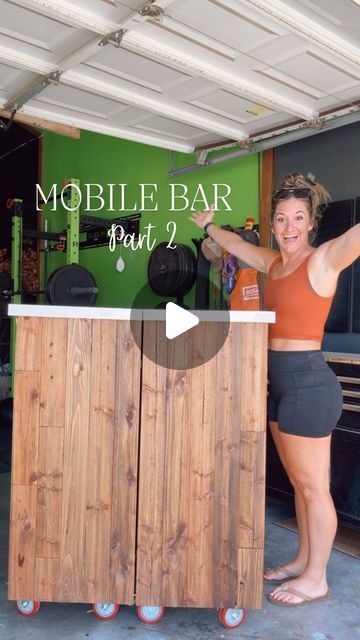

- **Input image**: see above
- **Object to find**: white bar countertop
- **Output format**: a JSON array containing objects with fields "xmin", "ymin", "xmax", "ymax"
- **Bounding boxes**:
[{"xmin": 8, "ymin": 304, "xmax": 275, "ymax": 324}]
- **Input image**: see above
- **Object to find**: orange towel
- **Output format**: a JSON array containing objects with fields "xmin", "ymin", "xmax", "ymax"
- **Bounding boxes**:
[{"xmin": 229, "ymin": 268, "xmax": 260, "ymax": 310}]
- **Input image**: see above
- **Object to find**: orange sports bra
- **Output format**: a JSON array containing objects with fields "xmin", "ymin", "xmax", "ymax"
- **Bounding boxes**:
[{"xmin": 264, "ymin": 255, "xmax": 334, "ymax": 341}]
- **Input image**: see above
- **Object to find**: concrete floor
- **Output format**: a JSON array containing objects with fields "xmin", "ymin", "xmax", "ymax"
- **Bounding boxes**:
[{"xmin": 0, "ymin": 471, "xmax": 359, "ymax": 640}]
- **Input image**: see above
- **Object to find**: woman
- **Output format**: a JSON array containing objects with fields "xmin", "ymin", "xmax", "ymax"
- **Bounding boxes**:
[{"xmin": 189, "ymin": 172, "xmax": 360, "ymax": 607}]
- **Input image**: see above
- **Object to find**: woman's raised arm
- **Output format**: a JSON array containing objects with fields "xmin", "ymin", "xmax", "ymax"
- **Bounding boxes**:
[
  {"xmin": 317, "ymin": 223, "xmax": 360, "ymax": 275},
  {"xmin": 189, "ymin": 205, "xmax": 278, "ymax": 274}
]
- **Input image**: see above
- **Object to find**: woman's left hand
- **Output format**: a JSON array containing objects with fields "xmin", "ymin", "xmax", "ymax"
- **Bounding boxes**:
[{"xmin": 189, "ymin": 204, "xmax": 215, "ymax": 229}]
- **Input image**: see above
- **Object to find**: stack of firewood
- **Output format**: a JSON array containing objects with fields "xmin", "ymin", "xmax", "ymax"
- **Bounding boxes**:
[
  {"xmin": 0, "ymin": 243, "xmax": 40, "ymax": 292},
  {"xmin": 22, "ymin": 240, "xmax": 40, "ymax": 292},
  {"xmin": 0, "ymin": 248, "xmax": 11, "ymax": 275}
]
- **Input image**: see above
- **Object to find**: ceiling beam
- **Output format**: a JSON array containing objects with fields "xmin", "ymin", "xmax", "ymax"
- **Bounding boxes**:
[
  {"xmin": 16, "ymin": 0, "xmax": 126, "ymax": 33},
  {"xmin": 0, "ymin": 107, "xmax": 80, "ymax": 138},
  {"xmin": 0, "ymin": 43, "xmax": 55, "ymax": 74},
  {"xmin": 17, "ymin": 0, "xmax": 176, "ymax": 34}
]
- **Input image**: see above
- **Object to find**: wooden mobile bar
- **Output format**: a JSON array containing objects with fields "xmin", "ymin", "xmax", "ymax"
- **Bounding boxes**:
[{"xmin": 7, "ymin": 304, "xmax": 274, "ymax": 612}]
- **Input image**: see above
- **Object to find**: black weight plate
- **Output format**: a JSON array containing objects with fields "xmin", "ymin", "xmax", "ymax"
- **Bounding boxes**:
[
  {"xmin": 148, "ymin": 243, "xmax": 197, "ymax": 297},
  {"xmin": 175, "ymin": 245, "xmax": 195, "ymax": 295},
  {"xmin": 148, "ymin": 242, "xmax": 181, "ymax": 296},
  {"xmin": 175, "ymin": 245, "xmax": 188, "ymax": 292},
  {"xmin": 178, "ymin": 245, "xmax": 197, "ymax": 295},
  {"xmin": 174, "ymin": 245, "xmax": 185, "ymax": 291},
  {"xmin": 46, "ymin": 265, "xmax": 97, "ymax": 306}
]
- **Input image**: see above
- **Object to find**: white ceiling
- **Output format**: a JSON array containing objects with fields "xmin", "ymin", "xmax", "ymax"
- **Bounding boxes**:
[{"xmin": 0, "ymin": 0, "xmax": 359, "ymax": 153}]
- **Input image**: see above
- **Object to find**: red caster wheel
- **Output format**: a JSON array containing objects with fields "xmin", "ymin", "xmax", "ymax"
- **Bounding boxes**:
[
  {"xmin": 15, "ymin": 600, "xmax": 41, "ymax": 616},
  {"xmin": 92, "ymin": 602, "xmax": 119, "ymax": 620},
  {"xmin": 218, "ymin": 608, "xmax": 246, "ymax": 629},
  {"xmin": 137, "ymin": 605, "xmax": 165, "ymax": 623}
]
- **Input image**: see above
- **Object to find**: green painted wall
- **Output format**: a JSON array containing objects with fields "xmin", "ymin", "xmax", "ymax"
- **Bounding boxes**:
[{"xmin": 41, "ymin": 130, "xmax": 259, "ymax": 308}]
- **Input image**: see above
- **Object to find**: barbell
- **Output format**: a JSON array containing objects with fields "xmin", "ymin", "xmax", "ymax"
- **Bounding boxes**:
[{"xmin": 0, "ymin": 264, "xmax": 98, "ymax": 307}]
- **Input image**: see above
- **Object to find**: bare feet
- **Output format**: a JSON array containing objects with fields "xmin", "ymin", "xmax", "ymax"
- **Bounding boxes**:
[
  {"xmin": 263, "ymin": 561, "xmax": 305, "ymax": 583},
  {"xmin": 267, "ymin": 576, "xmax": 329, "ymax": 605}
]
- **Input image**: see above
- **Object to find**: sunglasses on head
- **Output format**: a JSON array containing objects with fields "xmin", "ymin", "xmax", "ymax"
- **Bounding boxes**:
[{"xmin": 273, "ymin": 187, "xmax": 312, "ymax": 200}]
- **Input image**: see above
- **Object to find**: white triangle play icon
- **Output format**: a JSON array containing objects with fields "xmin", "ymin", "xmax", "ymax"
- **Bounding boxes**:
[{"xmin": 165, "ymin": 302, "xmax": 199, "ymax": 340}]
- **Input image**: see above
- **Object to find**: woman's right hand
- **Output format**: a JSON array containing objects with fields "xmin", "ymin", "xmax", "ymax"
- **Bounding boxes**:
[{"xmin": 189, "ymin": 204, "xmax": 215, "ymax": 229}]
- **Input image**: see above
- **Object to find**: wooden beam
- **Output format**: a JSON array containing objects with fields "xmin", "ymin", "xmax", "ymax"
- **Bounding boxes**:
[
  {"xmin": 259, "ymin": 149, "xmax": 274, "ymax": 249},
  {"xmin": 0, "ymin": 109, "xmax": 80, "ymax": 139},
  {"xmin": 258, "ymin": 149, "xmax": 274, "ymax": 307}
]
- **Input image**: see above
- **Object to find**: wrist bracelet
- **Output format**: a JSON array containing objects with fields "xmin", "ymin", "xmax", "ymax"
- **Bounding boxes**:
[{"xmin": 204, "ymin": 222, "xmax": 215, "ymax": 235}]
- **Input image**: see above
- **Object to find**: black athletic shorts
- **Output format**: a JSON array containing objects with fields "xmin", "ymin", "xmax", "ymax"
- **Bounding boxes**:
[{"xmin": 267, "ymin": 350, "xmax": 343, "ymax": 438}]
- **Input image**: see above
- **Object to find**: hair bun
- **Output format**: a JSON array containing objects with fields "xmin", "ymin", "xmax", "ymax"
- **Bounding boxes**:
[{"xmin": 305, "ymin": 172, "xmax": 316, "ymax": 185}]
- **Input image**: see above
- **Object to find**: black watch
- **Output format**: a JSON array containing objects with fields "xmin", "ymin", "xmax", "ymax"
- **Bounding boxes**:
[{"xmin": 204, "ymin": 222, "xmax": 215, "ymax": 234}]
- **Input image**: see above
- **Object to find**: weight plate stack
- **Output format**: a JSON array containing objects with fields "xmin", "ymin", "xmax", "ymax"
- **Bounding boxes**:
[
  {"xmin": 148, "ymin": 243, "xmax": 197, "ymax": 299},
  {"xmin": 46, "ymin": 264, "xmax": 98, "ymax": 306}
]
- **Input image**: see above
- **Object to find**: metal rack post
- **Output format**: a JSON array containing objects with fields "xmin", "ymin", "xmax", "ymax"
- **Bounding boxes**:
[
  {"xmin": 66, "ymin": 179, "xmax": 80, "ymax": 265},
  {"xmin": 10, "ymin": 199, "xmax": 23, "ymax": 394}
]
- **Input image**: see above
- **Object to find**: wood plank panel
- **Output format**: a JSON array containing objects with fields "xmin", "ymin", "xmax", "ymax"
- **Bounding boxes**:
[
  {"xmin": 238, "ymin": 324, "xmax": 268, "ymax": 430},
  {"xmin": 252, "ymin": 433, "xmax": 266, "ymax": 549},
  {"xmin": 9, "ymin": 314, "xmax": 267, "ymax": 609},
  {"xmin": 59, "ymin": 319, "xmax": 91, "ymax": 602},
  {"xmin": 8, "ymin": 485, "xmax": 37, "ymax": 600},
  {"xmin": 12, "ymin": 371, "xmax": 40, "ymax": 486},
  {"xmin": 237, "ymin": 432, "xmax": 265, "ymax": 549},
  {"xmin": 236, "ymin": 548, "xmax": 264, "ymax": 609},
  {"xmin": 36, "ymin": 427, "xmax": 64, "ymax": 558},
  {"xmin": 15, "ymin": 317, "xmax": 42, "ymax": 371},
  {"xmin": 213, "ymin": 325, "xmax": 239, "ymax": 607},
  {"xmin": 186, "ymin": 323, "xmax": 216, "ymax": 607},
  {"xmin": 136, "ymin": 321, "xmax": 267, "ymax": 609},
  {"xmin": 136, "ymin": 321, "xmax": 167, "ymax": 605},
  {"xmin": 84, "ymin": 320, "xmax": 117, "ymax": 603},
  {"xmin": 110, "ymin": 319, "xmax": 142, "ymax": 604},
  {"xmin": 161, "ymin": 334, "xmax": 192, "ymax": 606},
  {"xmin": 237, "ymin": 432, "xmax": 255, "ymax": 550},
  {"xmin": 39, "ymin": 318, "xmax": 68, "ymax": 427},
  {"xmin": 35, "ymin": 558, "xmax": 60, "ymax": 601}
]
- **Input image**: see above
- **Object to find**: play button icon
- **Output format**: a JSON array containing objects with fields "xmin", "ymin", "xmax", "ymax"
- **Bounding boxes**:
[
  {"xmin": 166, "ymin": 302, "xmax": 199, "ymax": 340},
  {"xmin": 129, "ymin": 277, "xmax": 230, "ymax": 370}
]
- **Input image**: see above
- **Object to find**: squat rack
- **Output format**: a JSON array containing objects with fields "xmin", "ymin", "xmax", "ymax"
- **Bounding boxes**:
[
  {"xmin": 6, "ymin": 179, "xmax": 141, "ymax": 392},
  {"xmin": 8, "ymin": 178, "xmax": 141, "ymax": 302}
]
